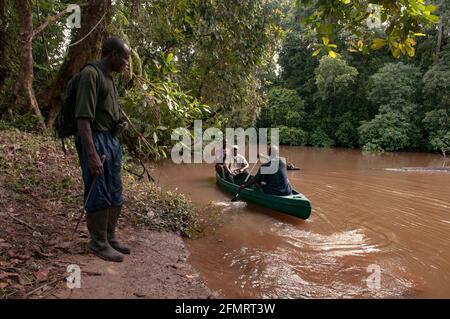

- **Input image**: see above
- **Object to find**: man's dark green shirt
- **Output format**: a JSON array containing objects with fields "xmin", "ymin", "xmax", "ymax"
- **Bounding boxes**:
[{"xmin": 75, "ymin": 65, "xmax": 120, "ymax": 132}]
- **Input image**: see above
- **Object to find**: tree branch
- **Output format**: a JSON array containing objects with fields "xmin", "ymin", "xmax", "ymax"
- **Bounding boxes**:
[
  {"xmin": 32, "ymin": 9, "xmax": 69, "ymax": 39},
  {"xmin": 32, "ymin": 3, "xmax": 88, "ymax": 39},
  {"xmin": 435, "ymin": 16, "xmax": 443, "ymax": 64}
]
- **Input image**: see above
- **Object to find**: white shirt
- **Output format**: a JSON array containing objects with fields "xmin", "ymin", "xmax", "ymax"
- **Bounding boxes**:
[{"xmin": 228, "ymin": 153, "xmax": 249, "ymax": 172}]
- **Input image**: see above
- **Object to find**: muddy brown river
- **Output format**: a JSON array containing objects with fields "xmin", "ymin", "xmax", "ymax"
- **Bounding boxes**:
[{"xmin": 153, "ymin": 147, "xmax": 450, "ymax": 298}]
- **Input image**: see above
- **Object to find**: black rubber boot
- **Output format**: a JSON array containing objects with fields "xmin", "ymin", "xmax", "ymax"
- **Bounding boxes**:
[
  {"xmin": 107, "ymin": 206, "xmax": 130, "ymax": 255},
  {"xmin": 86, "ymin": 209, "xmax": 124, "ymax": 262}
]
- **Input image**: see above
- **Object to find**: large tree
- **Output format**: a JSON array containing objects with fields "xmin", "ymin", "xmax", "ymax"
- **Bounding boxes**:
[
  {"xmin": 43, "ymin": 0, "xmax": 111, "ymax": 127},
  {"xmin": 358, "ymin": 62, "xmax": 422, "ymax": 151},
  {"xmin": 0, "ymin": 0, "xmax": 8, "ymax": 91},
  {"xmin": 434, "ymin": 0, "xmax": 450, "ymax": 63},
  {"xmin": 13, "ymin": 0, "xmax": 46, "ymax": 130}
]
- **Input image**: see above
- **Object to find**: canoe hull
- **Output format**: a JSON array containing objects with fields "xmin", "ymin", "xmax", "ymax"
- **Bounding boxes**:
[{"xmin": 216, "ymin": 173, "xmax": 312, "ymax": 219}]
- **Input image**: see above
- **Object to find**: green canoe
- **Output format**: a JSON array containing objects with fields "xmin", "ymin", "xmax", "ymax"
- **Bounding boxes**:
[{"xmin": 216, "ymin": 173, "xmax": 312, "ymax": 219}]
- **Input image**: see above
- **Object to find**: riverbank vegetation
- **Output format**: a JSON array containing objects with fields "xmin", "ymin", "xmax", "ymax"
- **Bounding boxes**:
[{"xmin": 0, "ymin": 129, "xmax": 203, "ymax": 298}]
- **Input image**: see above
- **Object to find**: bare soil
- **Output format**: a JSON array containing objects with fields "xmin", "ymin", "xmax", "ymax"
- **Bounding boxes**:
[{"xmin": 53, "ymin": 228, "xmax": 215, "ymax": 299}]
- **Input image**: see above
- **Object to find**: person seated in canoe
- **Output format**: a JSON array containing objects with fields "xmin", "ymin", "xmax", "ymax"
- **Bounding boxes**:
[
  {"xmin": 239, "ymin": 145, "xmax": 292, "ymax": 196},
  {"xmin": 226, "ymin": 145, "xmax": 250, "ymax": 185},
  {"xmin": 215, "ymin": 138, "xmax": 232, "ymax": 179}
]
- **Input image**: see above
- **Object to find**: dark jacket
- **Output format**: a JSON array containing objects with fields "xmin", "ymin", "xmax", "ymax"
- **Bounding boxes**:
[{"xmin": 253, "ymin": 158, "xmax": 292, "ymax": 196}]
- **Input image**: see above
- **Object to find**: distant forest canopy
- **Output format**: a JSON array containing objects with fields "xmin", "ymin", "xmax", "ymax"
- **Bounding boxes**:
[
  {"xmin": 259, "ymin": 0, "xmax": 449, "ymax": 159},
  {"xmin": 0, "ymin": 0, "xmax": 448, "ymax": 159}
]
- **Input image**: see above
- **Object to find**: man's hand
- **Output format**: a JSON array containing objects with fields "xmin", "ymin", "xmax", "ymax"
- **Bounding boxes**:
[
  {"xmin": 77, "ymin": 119, "xmax": 105, "ymax": 177},
  {"xmin": 88, "ymin": 153, "xmax": 104, "ymax": 176}
]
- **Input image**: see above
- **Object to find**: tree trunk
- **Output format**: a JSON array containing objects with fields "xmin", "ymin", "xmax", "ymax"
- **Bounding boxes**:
[
  {"xmin": 435, "ymin": 16, "xmax": 443, "ymax": 64},
  {"xmin": 0, "ymin": 0, "xmax": 7, "ymax": 90},
  {"xmin": 13, "ymin": 0, "xmax": 46, "ymax": 131},
  {"xmin": 43, "ymin": 0, "xmax": 111, "ymax": 127},
  {"xmin": 131, "ymin": 0, "xmax": 140, "ymax": 20}
]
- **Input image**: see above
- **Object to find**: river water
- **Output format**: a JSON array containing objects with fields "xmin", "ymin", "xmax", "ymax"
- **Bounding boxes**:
[{"xmin": 153, "ymin": 147, "xmax": 450, "ymax": 298}]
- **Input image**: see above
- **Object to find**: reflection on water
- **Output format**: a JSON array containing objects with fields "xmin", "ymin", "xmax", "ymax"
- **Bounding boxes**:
[{"xmin": 153, "ymin": 147, "xmax": 450, "ymax": 298}]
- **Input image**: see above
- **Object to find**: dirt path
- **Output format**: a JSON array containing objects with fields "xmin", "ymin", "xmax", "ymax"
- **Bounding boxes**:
[{"xmin": 53, "ymin": 228, "xmax": 217, "ymax": 299}]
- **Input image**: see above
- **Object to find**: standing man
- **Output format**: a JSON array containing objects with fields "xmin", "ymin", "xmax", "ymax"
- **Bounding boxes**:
[{"xmin": 75, "ymin": 37, "xmax": 130, "ymax": 262}]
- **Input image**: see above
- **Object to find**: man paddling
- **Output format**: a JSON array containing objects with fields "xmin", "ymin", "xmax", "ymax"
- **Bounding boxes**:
[{"xmin": 240, "ymin": 146, "xmax": 292, "ymax": 196}]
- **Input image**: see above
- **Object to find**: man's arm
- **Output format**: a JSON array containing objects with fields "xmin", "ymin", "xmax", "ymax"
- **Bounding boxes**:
[
  {"xmin": 225, "ymin": 161, "xmax": 234, "ymax": 176},
  {"xmin": 240, "ymin": 156, "xmax": 249, "ymax": 172},
  {"xmin": 77, "ymin": 119, "xmax": 103, "ymax": 176},
  {"xmin": 75, "ymin": 66, "xmax": 103, "ymax": 176},
  {"xmin": 240, "ymin": 168, "xmax": 262, "ymax": 189}
]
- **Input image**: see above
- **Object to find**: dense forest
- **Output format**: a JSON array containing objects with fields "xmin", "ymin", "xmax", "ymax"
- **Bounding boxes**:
[
  {"xmin": 0, "ymin": 0, "xmax": 447, "ymax": 159},
  {"xmin": 259, "ymin": 0, "xmax": 450, "ymax": 161}
]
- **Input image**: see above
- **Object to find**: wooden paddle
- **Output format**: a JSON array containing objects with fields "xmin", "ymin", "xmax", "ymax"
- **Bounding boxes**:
[{"xmin": 231, "ymin": 160, "xmax": 259, "ymax": 202}]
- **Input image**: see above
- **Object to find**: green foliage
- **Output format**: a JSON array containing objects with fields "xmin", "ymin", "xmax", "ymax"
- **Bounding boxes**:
[
  {"xmin": 423, "ymin": 109, "xmax": 450, "ymax": 134},
  {"xmin": 423, "ymin": 109, "xmax": 450, "ymax": 158},
  {"xmin": 0, "ymin": 0, "xmax": 285, "ymax": 157},
  {"xmin": 0, "ymin": 112, "xmax": 40, "ymax": 132},
  {"xmin": 361, "ymin": 142, "xmax": 384, "ymax": 153},
  {"xmin": 258, "ymin": 87, "xmax": 305, "ymax": 127},
  {"xmin": 300, "ymin": 0, "xmax": 439, "ymax": 58},
  {"xmin": 104, "ymin": 0, "xmax": 285, "ymax": 157},
  {"xmin": 358, "ymin": 109, "xmax": 419, "ymax": 152},
  {"xmin": 254, "ymin": 1, "xmax": 450, "ymax": 155},
  {"xmin": 112, "ymin": 0, "xmax": 284, "ymax": 128},
  {"xmin": 277, "ymin": 31, "xmax": 318, "ymax": 99},
  {"xmin": 1, "ymin": 0, "xmax": 448, "ymax": 158},
  {"xmin": 357, "ymin": 62, "xmax": 422, "ymax": 152},
  {"xmin": 430, "ymin": 133, "xmax": 450, "ymax": 161},
  {"xmin": 423, "ymin": 47, "xmax": 450, "ymax": 110},
  {"xmin": 135, "ymin": 186, "xmax": 201, "ymax": 238},
  {"xmin": 279, "ymin": 125, "xmax": 307, "ymax": 146},
  {"xmin": 315, "ymin": 56, "xmax": 359, "ymax": 101},
  {"xmin": 309, "ymin": 127, "xmax": 334, "ymax": 148},
  {"xmin": 367, "ymin": 62, "xmax": 422, "ymax": 110},
  {"xmin": 118, "ymin": 51, "xmax": 210, "ymax": 159},
  {"xmin": 335, "ymin": 113, "xmax": 359, "ymax": 148},
  {"xmin": 414, "ymin": 34, "xmax": 437, "ymax": 72}
]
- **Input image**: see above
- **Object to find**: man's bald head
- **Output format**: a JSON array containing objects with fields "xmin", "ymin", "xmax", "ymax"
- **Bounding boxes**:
[
  {"xmin": 101, "ymin": 37, "xmax": 130, "ymax": 73},
  {"xmin": 101, "ymin": 36, "xmax": 130, "ymax": 57}
]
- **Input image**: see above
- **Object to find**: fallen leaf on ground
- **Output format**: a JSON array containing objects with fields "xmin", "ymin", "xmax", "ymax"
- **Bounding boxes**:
[
  {"xmin": 34, "ymin": 268, "xmax": 49, "ymax": 283},
  {"xmin": 0, "ymin": 272, "xmax": 19, "ymax": 280},
  {"xmin": 55, "ymin": 242, "xmax": 71, "ymax": 249},
  {"xmin": 17, "ymin": 255, "xmax": 31, "ymax": 261}
]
